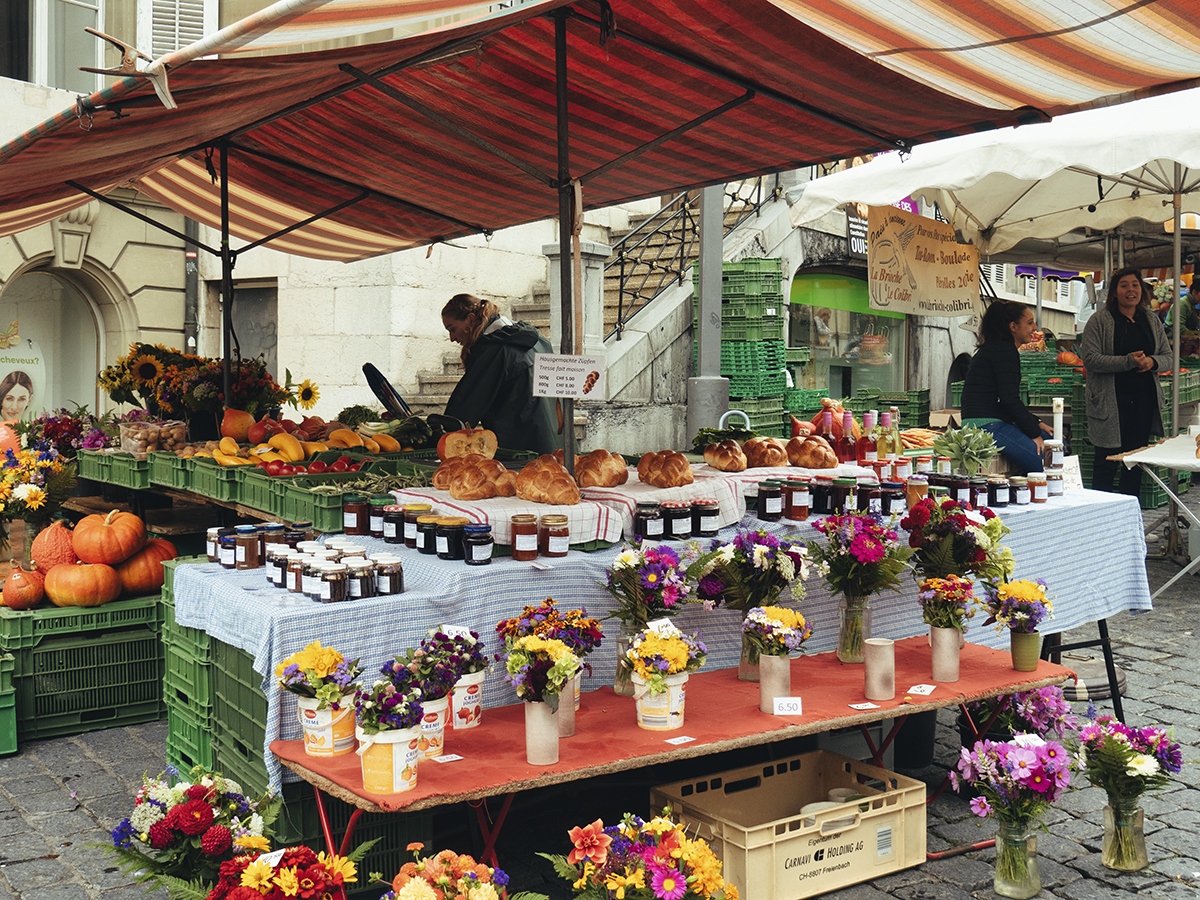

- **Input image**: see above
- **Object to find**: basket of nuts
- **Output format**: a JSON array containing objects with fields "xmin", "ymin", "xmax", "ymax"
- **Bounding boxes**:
[{"xmin": 118, "ymin": 419, "xmax": 188, "ymax": 458}]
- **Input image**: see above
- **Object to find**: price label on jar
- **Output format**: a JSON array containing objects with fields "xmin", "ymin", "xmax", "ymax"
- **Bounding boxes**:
[{"xmin": 533, "ymin": 354, "xmax": 605, "ymax": 399}]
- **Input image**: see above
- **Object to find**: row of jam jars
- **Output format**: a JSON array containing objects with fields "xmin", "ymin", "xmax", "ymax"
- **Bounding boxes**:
[
  {"xmin": 632, "ymin": 500, "xmax": 721, "ymax": 537},
  {"xmin": 510, "ymin": 514, "xmax": 571, "ymax": 561}
]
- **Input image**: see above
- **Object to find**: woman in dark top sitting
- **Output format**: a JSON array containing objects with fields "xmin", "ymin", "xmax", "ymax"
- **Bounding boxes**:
[
  {"xmin": 961, "ymin": 300, "xmax": 1053, "ymax": 473},
  {"xmin": 1081, "ymin": 267, "xmax": 1170, "ymax": 496}
]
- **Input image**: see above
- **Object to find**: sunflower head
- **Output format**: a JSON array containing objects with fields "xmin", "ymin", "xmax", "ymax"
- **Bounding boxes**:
[
  {"xmin": 131, "ymin": 355, "xmax": 164, "ymax": 386},
  {"xmin": 296, "ymin": 379, "xmax": 320, "ymax": 410}
]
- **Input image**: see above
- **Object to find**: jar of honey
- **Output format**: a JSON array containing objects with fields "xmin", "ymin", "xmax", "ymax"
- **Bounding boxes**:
[{"xmin": 511, "ymin": 514, "xmax": 538, "ymax": 561}]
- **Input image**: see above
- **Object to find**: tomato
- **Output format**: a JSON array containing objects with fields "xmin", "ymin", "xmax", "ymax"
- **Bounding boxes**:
[
  {"xmin": 347, "ymin": 463, "xmax": 360, "ymax": 472},
  {"xmin": 336, "ymin": 455, "xmax": 352, "ymax": 465},
  {"xmin": 279, "ymin": 464, "xmax": 296, "ymax": 476},
  {"xmin": 292, "ymin": 464, "xmax": 307, "ymax": 473},
  {"xmin": 265, "ymin": 460, "xmax": 285, "ymax": 476},
  {"xmin": 329, "ymin": 461, "xmax": 349, "ymax": 473},
  {"xmin": 307, "ymin": 460, "xmax": 327, "ymax": 474}
]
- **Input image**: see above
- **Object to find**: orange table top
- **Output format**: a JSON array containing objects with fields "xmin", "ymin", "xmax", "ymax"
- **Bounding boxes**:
[{"xmin": 272, "ymin": 637, "xmax": 1073, "ymax": 813}]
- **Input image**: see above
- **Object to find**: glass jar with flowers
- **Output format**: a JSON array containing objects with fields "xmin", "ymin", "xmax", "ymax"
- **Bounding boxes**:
[
  {"xmin": 1077, "ymin": 712, "xmax": 1183, "ymax": 871},
  {"xmin": 742, "ymin": 606, "xmax": 812, "ymax": 713},
  {"xmin": 917, "ymin": 575, "xmax": 974, "ymax": 683},
  {"xmin": 981, "ymin": 579, "xmax": 1053, "ymax": 671},
  {"xmin": 538, "ymin": 811, "xmax": 739, "ymax": 900},
  {"xmin": 692, "ymin": 529, "xmax": 809, "ymax": 682},
  {"xmin": 275, "ymin": 641, "xmax": 363, "ymax": 757},
  {"xmin": 398, "ymin": 630, "xmax": 473, "ymax": 759},
  {"xmin": 603, "ymin": 540, "xmax": 693, "ymax": 696},
  {"xmin": 0, "ymin": 442, "xmax": 76, "ymax": 565},
  {"xmin": 952, "ymin": 734, "xmax": 1072, "ymax": 898},
  {"xmin": 496, "ymin": 597, "xmax": 603, "ymax": 716},
  {"xmin": 960, "ymin": 685, "xmax": 1078, "ymax": 748},
  {"xmin": 354, "ymin": 664, "xmax": 424, "ymax": 795},
  {"xmin": 807, "ymin": 512, "xmax": 913, "ymax": 663},
  {"xmin": 504, "ymin": 635, "xmax": 581, "ymax": 765},
  {"xmin": 205, "ymin": 843, "xmax": 362, "ymax": 900},
  {"xmin": 378, "ymin": 842, "xmax": 514, "ymax": 900},
  {"xmin": 620, "ymin": 620, "xmax": 707, "ymax": 731}
]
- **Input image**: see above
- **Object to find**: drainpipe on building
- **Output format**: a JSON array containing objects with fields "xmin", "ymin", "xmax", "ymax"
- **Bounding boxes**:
[{"xmin": 184, "ymin": 218, "xmax": 199, "ymax": 353}]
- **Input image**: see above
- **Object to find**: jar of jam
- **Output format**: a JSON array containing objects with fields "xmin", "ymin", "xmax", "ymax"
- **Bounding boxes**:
[
  {"xmin": 1046, "ymin": 469, "xmax": 1064, "ymax": 498},
  {"xmin": 936, "ymin": 456, "xmax": 952, "ymax": 475},
  {"xmin": 206, "ymin": 527, "xmax": 222, "ymax": 562},
  {"xmin": 297, "ymin": 540, "xmax": 324, "ymax": 556},
  {"xmin": 339, "ymin": 546, "xmax": 368, "ymax": 563},
  {"xmin": 1010, "ymin": 476, "xmax": 1031, "ymax": 505},
  {"xmin": 291, "ymin": 521, "xmax": 315, "ymax": 542},
  {"xmin": 785, "ymin": 478, "xmax": 810, "ymax": 522},
  {"xmin": 857, "ymin": 479, "xmax": 882, "ymax": 515},
  {"xmin": 511, "ymin": 514, "xmax": 539, "ymax": 561},
  {"xmin": 970, "ymin": 477, "xmax": 990, "ymax": 510},
  {"xmin": 464, "ymin": 524, "xmax": 494, "ymax": 565},
  {"xmin": 263, "ymin": 544, "xmax": 281, "ymax": 584},
  {"xmin": 811, "ymin": 476, "xmax": 833, "ymax": 514},
  {"xmin": 880, "ymin": 481, "xmax": 906, "ymax": 516},
  {"xmin": 915, "ymin": 456, "xmax": 933, "ymax": 474},
  {"xmin": 320, "ymin": 563, "xmax": 349, "ymax": 603},
  {"xmin": 403, "ymin": 503, "xmax": 432, "ymax": 549},
  {"xmin": 929, "ymin": 484, "xmax": 950, "ymax": 502},
  {"xmin": 872, "ymin": 461, "xmax": 891, "ymax": 484},
  {"xmin": 368, "ymin": 495, "xmax": 391, "ymax": 538},
  {"xmin": 436, "ymin": 517, "xmax": 469, "ymax": 560},
  {"xmin": 662, "ymin": 502, "xmax": 693, "ymax": 539},
  {"xmin": 539, "ymin": 514, "xmax": 570, "ymax": 558},
  {"xmin": 346, "ymin": 558, "xmax": 376, "ymax": 599},
  {"xmin": 381, "ymin": 505, "xmax": 404, "ymax": 544},
  {"xmin": 303, "ymin": 559, "xmax": 326, "ymax": 600},
  {"xmin": 633, "ymin": 502, "xmax": 664, "ymax": 540},
  {"xmin": 283, "ymin": 529, "xmax": 307, "ymax": 549},
  {"xmin": 415, "ymin": 515, "xmax": 440, "ymax": 555},
  {"xmin": 892, "ymin": 457, "xmax": 913, "ymax": 481},
  {"xmin": 312, "ymin": 548, "xmax": 340, "ymax": 564},
  {"xmin": 218, "ymin": 532, "xmax": 237, "ymax": 569},
  {"xmin": 271, "ymin": 547, "xmax": 292, "ymax": 589},
  {"xmin": 374, "ymin": 555, "xmax": 405, "ymax": 595},
  {"xmin": 948, "ymin": 474, "xmax": 971, "ymax": 506},
  {"xmin": 691, "ymin": 498, "xmax": 721, "ymax": 536},
  {"xmin": 988, "ymin": 476, "xmax": 1011, "ymax": 507},
  {"xmin": 1028, "ymin": 472, "xmax": 1048, "ymax": 503},
  {"xmin": 342, "ymin": 494, "xmax": 369, "ymax": 535},
  {"xmin": 287, "ymin": 552, "xmax": 308, "ymax": 593},
  {"xmin": 259, "ymin": 522, "xmax": 285, "ymax": 562},
  {"xmin": 757, "ymin": 482, "xmax": 783, "ymax": 521},
  {"xmin": 831, "ymin": 477, "xmax": 857, "ymax": 514},
  {"xmin": 905, "ymin": 475, "xmax": 929, "ymax": 509},
  {"xmin": 1042, "ymin": 440, "xmax": 1064, "ymax": 470}
]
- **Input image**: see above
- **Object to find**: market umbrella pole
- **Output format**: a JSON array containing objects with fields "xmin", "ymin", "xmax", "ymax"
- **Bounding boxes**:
[
  {"xmin": 220, "ymin": 143, "xmax": 234, "ymax": 403},
  {"xmin": 1167, "ymin": 163, "xmax": 1183, "ymax": 558},
  {"xmin": 554, "ymin": 9, "xmax": 576, "ymax": 473}
]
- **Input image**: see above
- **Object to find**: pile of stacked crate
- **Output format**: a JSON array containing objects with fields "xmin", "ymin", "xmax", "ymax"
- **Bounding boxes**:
[
  {"xmin": 843, "ymin": 389, "xmax": 931, "ymax": 429},
  {"xmin": 693, "ymin": 259, "xmax": 789, "ymax": 436}
]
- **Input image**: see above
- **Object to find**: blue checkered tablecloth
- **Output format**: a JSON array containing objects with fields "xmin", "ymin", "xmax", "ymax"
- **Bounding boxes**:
[{"xmin": 173, "ymin": 487, "xmax": 1150, "ymax": 790}]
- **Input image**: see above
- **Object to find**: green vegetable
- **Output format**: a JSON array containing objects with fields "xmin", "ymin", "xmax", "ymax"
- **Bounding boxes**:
[
  {"xmin": 336, "ymin": 405, "xmax": 383, "ymax": 429},
  {"xmin": 932, "ymin": 425, "xmax": 998, "ymax": 476}
]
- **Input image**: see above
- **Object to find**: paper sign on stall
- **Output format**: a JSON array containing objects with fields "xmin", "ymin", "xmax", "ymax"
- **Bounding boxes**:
[
  {"xmin": 533, "ymin": 354, "xmax": 604, "ymax": 398},
  {"xmin": 1062, "ymin": 456, "xmax": 1084, "ymax": 491}
]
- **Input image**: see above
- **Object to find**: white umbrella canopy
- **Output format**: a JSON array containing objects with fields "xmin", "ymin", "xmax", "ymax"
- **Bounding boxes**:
[{"xmin": 788, "ymin": 87, "xmax": 1200, "ymax": 256}]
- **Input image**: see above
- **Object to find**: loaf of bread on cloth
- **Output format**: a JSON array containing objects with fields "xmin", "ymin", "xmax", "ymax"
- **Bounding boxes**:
[
  {"xmin": 516, "ymin": 455, "xmax": 582, "ymax": 505},
  {"xmin": 786, "ymin": 434, "xmax": 839, "ymax": 469},
  {"xmin": 448, "ymin": 456, "xmax": 517, "ymax": 500},
  {"xmin": 636, "ymin": 450, "xmax": 694, "ymax": 488},
  {"xmin": 742, "ymin": 436, "xmax": 789, "ymax": 468},
  {"xmin": 433, "ymin": 453, "xmax": 484, "ymax": 490},
  {"xmin": 573, "ymin": 449, "xmax": 630, "ymax": 488},
  {"xmin": 703, "ymin": 440, "xmax": 747, "ymax": 472}
]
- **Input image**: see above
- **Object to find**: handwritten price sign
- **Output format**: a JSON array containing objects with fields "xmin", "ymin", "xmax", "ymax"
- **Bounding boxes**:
[{"xmin": 533, "ymin": 354, "xmax": 605, "ymax": 399}]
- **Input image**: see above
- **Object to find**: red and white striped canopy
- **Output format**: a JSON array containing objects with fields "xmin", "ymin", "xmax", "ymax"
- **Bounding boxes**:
[{"xmin": 3, "ymin": 0, "xmax": 1200, "ymax": 261}]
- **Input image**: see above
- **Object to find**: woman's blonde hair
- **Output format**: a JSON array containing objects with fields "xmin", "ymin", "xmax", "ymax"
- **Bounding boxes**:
[{"xmin": 442, "ymin": 293, "xmax": 500, "ymax": 365}]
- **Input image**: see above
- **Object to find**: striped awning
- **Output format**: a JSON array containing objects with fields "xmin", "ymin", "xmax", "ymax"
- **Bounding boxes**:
[{"xmin": 3, "ymin": 0, "xmax": 1200, "ymax": 262}]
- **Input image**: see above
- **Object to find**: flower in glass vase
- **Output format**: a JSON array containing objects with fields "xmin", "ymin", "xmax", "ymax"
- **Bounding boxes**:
[
  {"xmin": 274, "ymin": 640, "xmax": 363, "ymax": 710},
  {"xmin": 604, "ymin": 539, "xmax": 694, "ymax": 630},
  {"xmin": 964, "ymin": 686, "xmax": 1078, "ymax": 743},
  {"xmin": 901, "ymin": 497, "xmax": 1013, "ymax": 582},
  {"xmin": 918, "ymin": 575, "xmax": 975, "ymax": 632},
  {"xmin": 982, "ymin": 579, "xmax": 1053, "ymax": 633},
  {"xmin": 741, "ymin": 606, "xmax": 812, "ymax": 658},
  {"xmin": 496, "ymin": 597, "xmax": 603, "ymax": 671},
  {"xmin": 504, "ymin": 635, "xmax": 580, "ymax": 708},
  {"xmin": 693, "ymin": 529, "xmax": 809, "ymax": 613},
  {"xmin": 620, "ymin": 620, "xmax": 707, "ymax": 695}
]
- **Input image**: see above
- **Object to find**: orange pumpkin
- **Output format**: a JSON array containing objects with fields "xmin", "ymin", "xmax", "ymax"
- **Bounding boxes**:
[
  {"xmin": 115, "ymin": 538, "xmax": 178, "ymax": 597},
  {"xmin": 2, "ymin": 565, "xmax": 45, "ymax": 610},
  {"xmin": 44, "ymin": 561, "xmax": 121, "ymax": 607},
  {"xmin": 72, "ymin": 510, "xmax": 146, "ymax": 565},
  {"xmin": 31, "ymin": 520, "xmax": 78, "ymax": 572},
  {"xmin": 810, "ymin": 400, "xmax": 863, "ymax": 441}
]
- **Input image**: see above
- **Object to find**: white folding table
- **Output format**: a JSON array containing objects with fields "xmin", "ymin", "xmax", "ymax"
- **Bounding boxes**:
[{"xmin": 1121, "ymin": 434, "xmax": 1200, "ymax": 599}]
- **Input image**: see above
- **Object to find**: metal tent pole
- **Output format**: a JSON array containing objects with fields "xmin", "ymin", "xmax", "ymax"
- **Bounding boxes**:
[
  {"xmin": 554, "ymin": 10, "xmax": 575, "ymax": 472},
  {"xmin": 220, "ymin": 143, "xmax": 234, "ymax": 403},
  {"xmin": 1167, "ymin": 163, "xmax": 1184, "ymax": 558}
]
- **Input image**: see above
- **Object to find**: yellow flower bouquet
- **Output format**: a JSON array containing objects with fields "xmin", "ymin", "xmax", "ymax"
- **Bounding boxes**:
[{"xmin": 620, "ymin": 621, "xmax": 707, "ymax": 695}]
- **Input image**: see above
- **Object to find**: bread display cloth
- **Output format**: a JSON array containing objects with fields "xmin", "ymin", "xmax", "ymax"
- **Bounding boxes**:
[
  {"xmin": 694, "ymin": 462, "xmax": 877, "ymax": 508},
  {"xmin": 389, "ymin": 487, "xmax": 624, "ymax": 546},
  {"xmin": 580, "ymin": 469, "xmax": 742, "ymax": 538}
]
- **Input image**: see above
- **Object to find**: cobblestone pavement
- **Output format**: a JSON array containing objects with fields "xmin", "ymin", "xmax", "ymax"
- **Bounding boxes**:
[{"xmin": 2, "ymin": 500, "xmax": 1200, "ymax": 899}]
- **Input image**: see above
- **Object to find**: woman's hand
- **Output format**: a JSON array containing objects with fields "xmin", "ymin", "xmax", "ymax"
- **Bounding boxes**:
[
  {"xmin": 1039, "ymin": 421, "xmax": 1054, "ymax": 436},
  {"xmin": 1131, "ymin": 351, "xmax": 1156, "ymax": 373},
  {"xmin": 1034, "ymin": 435, "xmax": 1045, "ymax": 453}
]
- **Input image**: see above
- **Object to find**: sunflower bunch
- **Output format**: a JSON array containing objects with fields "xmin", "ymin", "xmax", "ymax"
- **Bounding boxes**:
[{"xmin": 98, "ymin": 343, "xmax": 195, "ymax": 411}]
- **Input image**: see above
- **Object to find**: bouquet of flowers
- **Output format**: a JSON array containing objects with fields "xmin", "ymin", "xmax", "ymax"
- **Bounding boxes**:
[
  {"xmin": 620, "ymin": 620, "xmax": 707, "ymax": 694},
  {"xmin": 604, "ymin": 539, "xmax": 693, "ymax": 629},
  {"xmin": 355, "ymin": 663, "xmax": 424, "ymax": 735},
  {"xmin": 900, "ymin": 497, "xmax": 1013, "ymax": 582},
  {"xmin": 274, "ymin": 641, "xmax": 363, "ymax": 710},
  {"xmin": 538, "ymin": 812, "xmax": 739, "ymax": 900},
  {"xmin": 204, "ymin": 843, "xmax": 363, "ymax": 900},
  {"xmin": 1077, "ymin": 714, "xmax": 1182, "ymax": 799},
  {"xmin": 503, "ymin": 635, "xmax": 580, "ymax": 708},
  {"xmin": 693, "ymin": 529, "xmax": 809, "ymax": 614},
  {"xmin": 982, "ymin": 579, "xmax": 1052, "ymax": 633},
  {"xmin": 379, "ymin": 842, "xmax": 532, "ymax": 900},
  {"xmin": 107, "ymin": 764, "xmax": 280, "ymax": 895},
  {"xmin": 398, "ymin": 628, "xmax": 484, "ymax": 701},
  {"xmin": 964, "ymin": 686, "xmax": 1078, "ymax": 741},
  {"xmin": 741, "ymin": 606, "xmax": 812, "ymax": 658},
  {"xmin": 99, "ymin": 342, "xmax": 198, "ymax": 412},
  {"xmin": 0, "ymin": 443, "xmax": 77, "ymax": 541},
  {"xmin": 496, "ymin": 598, "xmax": 603, "ymax": 672},
  {"xmin": 917, "ymin": 574, "xmax": 975, "ymax": 632},
  {"xmin": 16, "ymin": 405, "xmax": 112, "ymax": 456}
]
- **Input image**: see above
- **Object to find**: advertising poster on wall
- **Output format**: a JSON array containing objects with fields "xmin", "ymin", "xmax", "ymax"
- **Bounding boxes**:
[
  {"xmin": 0, "ymin": 325, "xmax": 47, "ymax": 454},
  {"xmin": 866, "ymin": 205, "xmax": 980, "ymax": 317}
]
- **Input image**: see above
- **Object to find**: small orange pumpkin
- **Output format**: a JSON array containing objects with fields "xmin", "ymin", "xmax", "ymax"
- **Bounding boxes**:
[
  {"xmin": 72, "ymin": 510, "xmax": 146, "ymax": 565},
  {"xmin": 2, "ymin": 565, "xmax": 45, "ymax": 610},
  {"xmin": 44, "ymin": 561, "xmax": 121, "ymax": 608},
  {"xmin": 31, "ymin": 520, "xmax": 78, "ymax": 572},
  {"xmin": 115, "ymin": 538, "xmax": 178, "ymax": 597}
]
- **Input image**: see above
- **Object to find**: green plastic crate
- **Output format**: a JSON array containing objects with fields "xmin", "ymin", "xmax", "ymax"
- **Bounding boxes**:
[
  {"xmin": 0, "ymin": 652, "xmax": 11, "ymax": 694},
  {"xmin": 190, "ymin": 459, "xmax": 240, "ymax": 502},
  {"xmin": 236, "ymin": 468, "xmax": 281, "ymax": 515},
  {"xmin": 784, "ymin": 388, "xmax": 828, "ymax": 412},
  {"xmin": 726, "ymin": 371, "xmax": 787, "ymax": 398},
  {"xmin": 163, "ymin": 640, "xmax": 213, "ymax": 709},
  {"xmin": 0, "ymin": 594, "xmax": 162, "ymax": 656},
  {"xmin": 212, "ymin": 639, "xmax": 268, "ymax": 772},
  {"xmin": 720, "ymin": 318, "xmax": 785, "ymax": 343},
  {"xmin": 76, "ymin": 450, "xmax": 112, "ymax": 483},
  {"xmin": 149, "ymin": 452, "xmax": 191, "ymax": 489},
  {"xmin": 165, "ymin": 695, "xmax": 214, "ymax": 771},
  {"xmin": 0, "ymin": 691, "xmax": 14, "ymax": 756},
  {"xmin": 108, "ymin": 453, "xmax": 152, "ymax": 490},
  {"xmin": 727, "ymin": 395, "xmax": 784, "ymax": 415},
  {"xmin": 212, "ymin": 731, "xmax": 271, "ymax": 800}
]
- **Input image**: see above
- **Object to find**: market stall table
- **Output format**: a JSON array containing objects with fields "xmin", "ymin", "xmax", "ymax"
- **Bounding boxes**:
[
  {"xmin": 174, "ymin": 486, "xmax": 1149, "ymax": 791},
  {"xmin": 271, "ymin": 639, "xmax": 1073, "ymax": 867}
]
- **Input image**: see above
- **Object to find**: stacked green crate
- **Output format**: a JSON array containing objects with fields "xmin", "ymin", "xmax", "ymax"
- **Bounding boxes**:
[
  {"xmin": 1021, "ymin": 350, "xmax": 1082, "ymax": 405},
  {"xmin": 784, "ymin": 388, "xmax": 827, "ymax": 422},
  {"xmin": 162, "ymin": 557, "xmax": 214, "ymax": 771},
  {"xmin": 0, "ymin": 652, "xmax": 14, "ymax": 755}
]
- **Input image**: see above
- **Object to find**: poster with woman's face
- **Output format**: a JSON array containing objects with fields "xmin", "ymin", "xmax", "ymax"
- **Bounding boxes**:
[{"xmin": 0, "ymin": 336, "xmax": 47, "ymax": 424}]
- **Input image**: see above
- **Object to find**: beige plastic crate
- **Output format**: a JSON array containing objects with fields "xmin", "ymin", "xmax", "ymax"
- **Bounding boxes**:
[{"xmin": 651, "ymin": 750, "xmax": 925, "ymax": 899}]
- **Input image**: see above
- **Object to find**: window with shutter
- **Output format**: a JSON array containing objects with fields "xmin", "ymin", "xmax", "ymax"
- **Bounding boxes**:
[{"xmin": 138, "ymin": 0, "xmax": 215, "ymax": 58}]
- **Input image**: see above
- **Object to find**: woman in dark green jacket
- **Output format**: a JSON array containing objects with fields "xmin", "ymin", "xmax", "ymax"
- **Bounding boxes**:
[{"xmin": 441, "ymin": 294, "xmax": 560, "ymax": 455}]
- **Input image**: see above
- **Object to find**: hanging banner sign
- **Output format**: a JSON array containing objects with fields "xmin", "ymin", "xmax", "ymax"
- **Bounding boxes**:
[{"xmin": 867, "ymin": 205, "xmax": 980, "ymax": 317}]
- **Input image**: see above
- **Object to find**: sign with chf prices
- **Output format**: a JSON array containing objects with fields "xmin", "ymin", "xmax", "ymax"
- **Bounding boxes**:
[
  {"xmin": 533, "ymin": 354, "xmax": 604, "ymax": 399},
  {"xmin": 867, "ymin": 205, "xmax": 980, "ymax": 317}
]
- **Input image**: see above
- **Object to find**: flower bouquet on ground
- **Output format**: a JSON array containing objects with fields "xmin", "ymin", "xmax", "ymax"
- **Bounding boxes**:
[
  {"xmin": 203, "ymin": 842, "xmax": 369, "ymax": 900},
  {"xmin": 538, "ymin": 812, "xmax": 739, "ymax": 900},
  {"xmin": 807, "ymin": 513, "xmax": 912, "ymax": 663},
  {"xmin": 107, "ymin": 764, "xmax": 280, "ymax": 898},
  {"xmin": 901, "ymin": 497, "xmax": 1013, "ymax": 582},
  {"xmin": 952, "ymin": 734, "xmax": 1072, "ymax": 898},
  {"xmin": 963, "ymin": 686, "xmax": 1078, "ymax": 744},
  {"xmin": 1076, "ymin": 711, "xmax": 1183, "ymax": 870},
  {"xmin": 377, "ymin": 841, "xmax": 545, "ymax": 900},
  {"xmin": 604, "ymin": 539, "xmax": 694, "ymax": 630}
]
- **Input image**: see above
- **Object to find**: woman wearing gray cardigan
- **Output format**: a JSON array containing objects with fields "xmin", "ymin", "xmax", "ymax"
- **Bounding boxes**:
[{"xmin": 1081, "ymin": 267, "xmax": 1171, "ymax": 496}]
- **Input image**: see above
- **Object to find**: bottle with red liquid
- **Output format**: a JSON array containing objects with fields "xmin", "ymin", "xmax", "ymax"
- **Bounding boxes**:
[
  {"xmin": 858, "ymin": 410, "xmax": 877, "ymax": 465},
  {"xmin": 819, "ymin": 409, "xmax": 836, "ymax": 445},
  {"xmin": 836, "ymin": 410, "xmax": 857, "ymax": 463}
]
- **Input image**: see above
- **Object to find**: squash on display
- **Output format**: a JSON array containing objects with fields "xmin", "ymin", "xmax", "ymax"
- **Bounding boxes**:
[
  {"xmin": 115, "ymin": 538, "xmax": 178, "ymax": 596},
  {"xmin": 45, "ymin": 562, "xmax": 122, "ymax": 607},
  {"xmin": 31, "ymin": 519, "xmax": 78, "ymax": 572},
  {"xmin": 72, "ymin": 510, "xmax": 147, "ymax": 565},
  {"xmin": 2, "ymin": 566, "xmax": 45, "ymax": 610}
]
